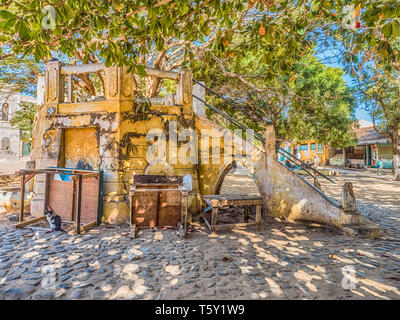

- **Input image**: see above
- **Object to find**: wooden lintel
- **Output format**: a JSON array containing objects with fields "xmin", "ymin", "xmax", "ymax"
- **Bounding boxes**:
[
  {"xmin": 144, "ymin": 68, "xmax": 179, "ymax": 80},
  {"xmin": 80, "ymin": 173, "xmax": 100, "ymax": 179},
  {"xmin": 61, "ymin": 63, "xmax": 105, "ymax": 75}
]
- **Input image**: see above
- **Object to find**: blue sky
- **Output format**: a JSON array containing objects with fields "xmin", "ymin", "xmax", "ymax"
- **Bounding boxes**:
[
  {"xmin": 330, "ymin": 61, "xmax": 372, "ymax": 122},
  {"xmin": 315, "ymin": 47, "xmax": 372, "ymax": 122}
]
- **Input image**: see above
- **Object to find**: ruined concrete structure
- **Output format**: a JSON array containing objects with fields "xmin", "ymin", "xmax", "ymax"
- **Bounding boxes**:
[{"xmin": 29, "ymin": 61, "xmax": 379, "ymax": 235}]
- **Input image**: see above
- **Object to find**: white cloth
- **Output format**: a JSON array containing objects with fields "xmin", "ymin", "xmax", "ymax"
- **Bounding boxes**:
[{"xmin": 182, "ymin": 174, "xmax": 192, "ymax": 191}]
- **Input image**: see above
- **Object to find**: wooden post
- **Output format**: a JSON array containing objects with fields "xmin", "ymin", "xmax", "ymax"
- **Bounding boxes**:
[
  {"xmin": 71, "ymin": 178, "xmax": 76, "ymax": 221},
  {"xmin": 76, "ymin": 174, "xmax": 83, "ymax": 234},
  {"xmin": 244, "ymin": 205, "xmax": 249, "ymax": 223},
  {"xmin": 256, "ymin": 205, "xmax": 262, "ymax": 231},
  {"xmin": 19, "ymin": 175, "xmax": 25, "ymax": 223},
  {"xmin": 211, "ymin": 207, "xmax": 218, "ymax": 232},
  {"xmin": 181, "ymin": 190, "xmax": 188, "ymax": 234},
  {"xmin": 44, "ymin": 173, "xmax": 50, "ymax": 215}
]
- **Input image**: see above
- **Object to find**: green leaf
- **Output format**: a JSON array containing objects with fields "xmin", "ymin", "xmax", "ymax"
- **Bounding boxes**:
[
  {"xmin": 0, "ymin": 10, "xmax": 16, "ymax": 20},
  {"xmin": 135, "ymin": 64, "xmax": 147, "ymax": 77},
  {"xmin": 18, "ymin": 21, "xmax": 30, "ymax": 41},
  {"xmin": 382, "ymin": 22, "xmax": 393, "ymax": 39},
  {"xmin": 392, "ymin": 21, "xmax": 400, "ymax": 38},
  {"xmin": 0, "ymin": 17, "xmax": 17, "ymax": 29}
]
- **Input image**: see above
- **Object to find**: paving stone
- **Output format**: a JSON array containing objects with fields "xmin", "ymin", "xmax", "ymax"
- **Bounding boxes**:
[
  {"xmin": 0, "ymin": 270, "xmax": 8, "ymax": 277},
  {"xmin": 5, "ymin": 275, "xmax": 20, "ymax": 281},
  {"xmin": 3, "ymin": 287, "xmax": 29, "ymax": 299},
  {"xmin": 28, "ymin": 273, "xmax": 43, "ymax": 281},
  {"xmin": 60, "ymin": 268, "xmax": 73, "ymax": 276},
  {"xmin": 33, "ymin": 289, "xmax": 56, "ymax": 299}
]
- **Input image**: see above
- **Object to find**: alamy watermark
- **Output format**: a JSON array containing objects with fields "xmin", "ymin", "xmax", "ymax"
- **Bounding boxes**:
[
  {"xmin": 341, "ymin": 265, "xmax": 357, "ymax": 290},
  {"xmin": 41, "ymin": 5, "xmax": 56, "ymax": 30},
  {"xmin": 145, "ymin": 121, "xmax": 261, "ymax": 170}
]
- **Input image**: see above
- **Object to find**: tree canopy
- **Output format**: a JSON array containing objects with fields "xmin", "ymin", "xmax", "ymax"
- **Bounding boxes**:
[
  {"xmin": 0, "ymin": 0, "xmax": 400, "ymax": 173},
  {"xmin": 355, "ymin": 42, "xmax": 400, "ymax": 179},
  {"xmin": 1, "ymin": 1, "xmax": 399, "ymax": 78},
  {"xmin": 192, "ymin": 51, "xmax": 356, "ymax": 147}
]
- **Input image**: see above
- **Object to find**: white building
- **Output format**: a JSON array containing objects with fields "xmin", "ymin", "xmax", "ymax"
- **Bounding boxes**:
[{"xmin": 0, "ymin": 91, "xmax": 36, "ymax": 159}]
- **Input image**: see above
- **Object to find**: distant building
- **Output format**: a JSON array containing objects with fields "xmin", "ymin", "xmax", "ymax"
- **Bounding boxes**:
[
  {"xmin": 0, "ymin": 91, "xmax": 36, "ymax": 160},
  {"xmin": 329, "ymin": 125, "xmax": 393, "ymax": 169},
  {"xmin": 279, "ymin": 139, "xmax": 329, "ymax": 166}
]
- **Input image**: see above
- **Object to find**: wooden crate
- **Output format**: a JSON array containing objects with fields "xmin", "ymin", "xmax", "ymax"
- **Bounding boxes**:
[{"xmin": 130, "ymin": 175, "xmax": 186, "ymax": 228}]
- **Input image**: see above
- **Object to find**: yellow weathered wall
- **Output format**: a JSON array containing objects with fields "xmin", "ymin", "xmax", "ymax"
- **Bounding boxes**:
[
  {"xmin": 63, "ymin": 127, "xmax": 99, "ymax": 169},
  {"xmin": 291, "ymin": 140, "xmax": 329, "ymax": 165}
]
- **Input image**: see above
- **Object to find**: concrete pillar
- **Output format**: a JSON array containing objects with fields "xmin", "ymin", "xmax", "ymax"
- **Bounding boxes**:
[
  {"xmin": 265, "ymin": 125, "xmax": 276, "ymax": 156},
  {"xmin": 37, "ymin": 76, "xmax": 45, "ymax": 106},
  {"xmin": 105, "ymin": 65, "xmax": 134, "ymax": 101},
  {"xmin": 178, "ymin": 68, "xmax": 192, "ymax": 113},
  {"xmin": 343, "ymin": 148, "xmax": 346, "ymax": 167},
  {"xmin": 45, "ymin": 60, "xmax": 63, "ymax": 105},
  {"xmin": 342, "ymin": 181, "xmax": 356, "ymax": 212},
  {"xmin": 314, "ymin": 177, "xmax": 321, "ymax": 190},
  {"xmin": 193, "ymin": 82, "xmax": 205, "ymax": 116}
]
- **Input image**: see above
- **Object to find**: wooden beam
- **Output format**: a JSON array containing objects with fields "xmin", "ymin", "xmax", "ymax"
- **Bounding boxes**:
[
  {"xmin": 256, "ymin": 205, "xmax": 262, "ymax": 231},
  {"xmin": 80, "ymin": 173, "xmax": 99, "ymax": 179},
  {"xmin": 244, "ymin": 205, "xmax": 249, "ymax": 223},
  {"xmin": 212, "ymin": 222, "xmax": 257, "ymax": 230},
  {"xmin": 23, "ymin": 173, "xmax": 36, "ymax": 184},
  {"xmin": 201, "ymin": 214, "xmax": 212, "ymax": 231},
  {"xmin": 69, "ymin": 221, "xmax": 97, "ymax": 235},
  {"xmin": 16, "ymin": 216, "xmax": 46, "ymax": 228},
  {"xmin": 61, "ymin": 63, "xmax": 105, "ymax": 75},
  {"xmin": 144, "ymin": 68, "xmax": 179, "ymax": 80},
  {"xmin": 60, "ymin": 63, "xmax": 179, "ymax": 80}
]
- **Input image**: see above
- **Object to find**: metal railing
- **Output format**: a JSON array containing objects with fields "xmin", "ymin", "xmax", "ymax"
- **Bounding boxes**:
[
  {"xmin": 276, "ymin": 146, "xmax": 335, "ymax": 183},
  {"xmin": 192, "ymin": 79, "xmax": 335, "ymax": 184}
]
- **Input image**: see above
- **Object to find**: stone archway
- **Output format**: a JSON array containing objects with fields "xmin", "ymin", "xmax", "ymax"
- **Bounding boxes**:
[
  {"xmin": 214, "ymin": 158, "xmax": 265, "ymax": 196},
  {"xmin": 214, "ymin": 161, "xmax": 237, "ymax": 194}
]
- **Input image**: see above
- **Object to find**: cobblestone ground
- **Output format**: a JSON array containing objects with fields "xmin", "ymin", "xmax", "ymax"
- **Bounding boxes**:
[{"xmin": 0, "ymin": 170, "xmax": 399, "ymax": 300}]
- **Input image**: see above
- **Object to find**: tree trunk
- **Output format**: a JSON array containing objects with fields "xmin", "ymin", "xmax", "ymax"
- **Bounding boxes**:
[{"xmin": 393, "ymin": 124, "xmax": 400, "ymax": 181}]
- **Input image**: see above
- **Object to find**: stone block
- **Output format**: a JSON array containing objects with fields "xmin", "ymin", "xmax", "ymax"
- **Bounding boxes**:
[{"xmin": 342, "ymin": 181, "xmax": 356, "ymax": 212}]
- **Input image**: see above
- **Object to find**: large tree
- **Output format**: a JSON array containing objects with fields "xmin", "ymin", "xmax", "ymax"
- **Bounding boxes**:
[
  {"xmin": 355, "ymin": 50, "xmax": 400, "ymax": 180},
  {"xmin": 1, "ymin": 1, "xmax": 398, "ymax": 97},
  {"xmin": 192, "ymin": 51, "xmax": 356, "ymax": 147}
]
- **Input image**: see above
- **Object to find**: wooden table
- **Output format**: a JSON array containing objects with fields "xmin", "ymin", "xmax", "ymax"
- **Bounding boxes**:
[{"xmin": 202, "ymin": 195, "xmax": 264, "ymax": 233}]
